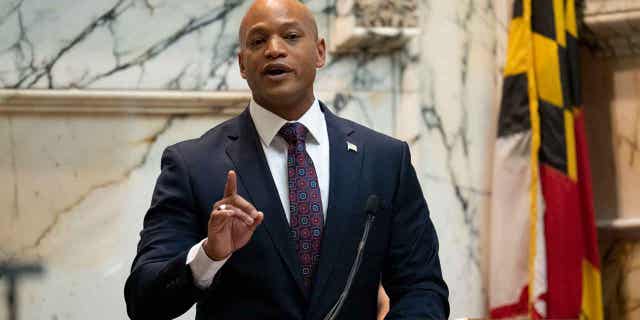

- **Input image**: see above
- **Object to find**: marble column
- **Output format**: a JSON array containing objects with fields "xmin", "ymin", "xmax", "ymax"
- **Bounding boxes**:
[{"xmin": 406, "ymin": 1, "xmax": 503, "ymax": 317}]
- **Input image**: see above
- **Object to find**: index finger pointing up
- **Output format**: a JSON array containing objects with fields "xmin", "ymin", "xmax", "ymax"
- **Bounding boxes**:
[{"xmin": 224, "ymin": 170, "xmax": 237, "ymax": 197}]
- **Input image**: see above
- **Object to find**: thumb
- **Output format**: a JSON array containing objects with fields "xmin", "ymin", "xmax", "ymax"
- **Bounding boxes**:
[
  {"xmin": 250, "ymin": 211, "xmax": 265, "ymax": 229},
  {"xmin": 224, "ymin": 170, "xmax": 237, "ymax": 197}
]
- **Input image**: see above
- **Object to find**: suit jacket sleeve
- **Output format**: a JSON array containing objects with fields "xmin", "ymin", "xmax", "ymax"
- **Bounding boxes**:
[
  {"xmin": 124, "ymin": 146, "xmax": 207, "ymax": 319},
  {"xmin": 382, "ymin": 142, "xmax": 450, "ymax": 319}
]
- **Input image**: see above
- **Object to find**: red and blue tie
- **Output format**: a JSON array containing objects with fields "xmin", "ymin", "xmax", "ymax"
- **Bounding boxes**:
[{"xmin": 278, "ymin": 122, "xmax": 324, "ymax": 292}]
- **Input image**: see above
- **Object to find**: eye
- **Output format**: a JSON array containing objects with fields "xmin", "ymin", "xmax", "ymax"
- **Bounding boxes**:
[
  {"xmin": 284, "ymin": 32, "xmax": 300, "ymax": 40},
  {"xmin": 249, "ymin": 37, "xmax": 265, "ymax": 47}
]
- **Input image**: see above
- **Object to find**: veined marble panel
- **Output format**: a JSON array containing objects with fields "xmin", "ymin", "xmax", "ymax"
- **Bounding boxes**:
[
  {"xmin": 410, "ymin": 0, "xmax": 502, "ymax": 317},
  {"xmin": 0, "ymin": 114, "xmax": 231, "ymax": 319},
  {"xmin": 0, "ymin": 0, "xmax": 249, "ymax": 90},
  {"xmin": 0, "ymin": 115, "xmax": 170, "ymax": 260},
  {"xmin": 318, "ymin": 54, "xmax": 397, "ymax": 92},
  {"xmin": 0, "ymin": 0, "xmax": 396, "ymax": 93}
]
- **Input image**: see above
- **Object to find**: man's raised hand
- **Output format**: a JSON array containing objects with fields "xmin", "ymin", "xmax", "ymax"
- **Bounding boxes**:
[{"xmin": 203, "ymin": 170, "xmax": 264, "ymax": 260}]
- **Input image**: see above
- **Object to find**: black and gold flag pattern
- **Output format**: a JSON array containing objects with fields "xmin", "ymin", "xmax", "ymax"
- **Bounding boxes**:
[{"xmin": 491, "ymin": 0, "xmax": 603, "ymax": 318}]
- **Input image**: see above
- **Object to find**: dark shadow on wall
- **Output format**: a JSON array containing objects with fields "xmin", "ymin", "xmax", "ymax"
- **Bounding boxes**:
[
  {"xmin": 580, "ymin": 47, "xmax": 618, "ymax": 222},
  {"xmin": 580, "ymin": 46, "xmax": 621, "ymax": 320}
]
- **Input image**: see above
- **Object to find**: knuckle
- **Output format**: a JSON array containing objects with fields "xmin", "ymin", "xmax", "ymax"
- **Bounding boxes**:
[{"xmin": 210, "ymin": 211, "xmax": 222, "ymax": 219}]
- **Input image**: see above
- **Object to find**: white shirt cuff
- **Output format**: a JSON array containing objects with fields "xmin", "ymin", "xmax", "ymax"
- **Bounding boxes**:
[{"xmin": 186, "ymin": 238, "xmax": 229, "ymax": 289}]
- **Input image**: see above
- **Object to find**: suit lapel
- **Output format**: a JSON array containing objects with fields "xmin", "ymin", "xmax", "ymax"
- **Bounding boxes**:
[
  {"xmin": 225, "ymin": 109, "xmax": 307, "ymax": 298},
  {"xmin": 309, "ymin": 103, "xmax": 365, "ymax": 313}
]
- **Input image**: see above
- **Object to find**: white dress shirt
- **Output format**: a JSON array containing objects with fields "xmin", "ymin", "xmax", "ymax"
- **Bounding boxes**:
[{"xmin": 186, "ymin": 97, "xmax": 330, "ymax": 289}]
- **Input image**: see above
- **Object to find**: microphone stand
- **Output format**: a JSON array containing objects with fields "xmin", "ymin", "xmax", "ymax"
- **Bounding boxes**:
[
  {"xmin": 0, "ymin": 262, "xmax": 44, "ymax": 320},
  {"xmin": 323, "ymin": 213, "xmax": 376, "ymax": 320}
]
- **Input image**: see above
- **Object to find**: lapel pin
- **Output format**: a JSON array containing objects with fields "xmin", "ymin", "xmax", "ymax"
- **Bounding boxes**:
[{"xmin": 347, "ymin": 141, "xmax": 358, "ymax": 152}]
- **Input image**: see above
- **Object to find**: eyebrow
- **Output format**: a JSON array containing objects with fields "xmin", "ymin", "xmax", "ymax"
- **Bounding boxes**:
[
  {"xmin": 279, "ymin": 21, "xmax": 304, "ymax": 30},
  {"xmin": 245, "ymin": 20, "xmax": 305, "ymax": 39}
]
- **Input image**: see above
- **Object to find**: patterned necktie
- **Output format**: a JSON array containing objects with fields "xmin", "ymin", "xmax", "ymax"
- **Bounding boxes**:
[{"xmin": 278, "ymin": 122, "xmax": 324, "ymax": 292}]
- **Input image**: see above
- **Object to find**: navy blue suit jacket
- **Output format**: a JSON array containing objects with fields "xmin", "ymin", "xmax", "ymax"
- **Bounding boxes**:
[{"xmin": 125, "ymin": 103, "xmax": 449, "ymax": 319}]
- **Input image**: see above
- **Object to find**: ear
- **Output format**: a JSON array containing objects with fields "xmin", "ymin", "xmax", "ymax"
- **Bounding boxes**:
[
  {"xmin": 238, "ymin": 52, "xmax": 247, "ymax": 79},
  {"xmin": 315, "ymin": 38, "xmax": 326, "ymax": 68}
]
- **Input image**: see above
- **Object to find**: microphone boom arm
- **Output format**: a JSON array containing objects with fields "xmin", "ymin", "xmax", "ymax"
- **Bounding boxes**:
[{"xmin": 323, "ymin": 213, "xmax": 376, "ymax": 320}]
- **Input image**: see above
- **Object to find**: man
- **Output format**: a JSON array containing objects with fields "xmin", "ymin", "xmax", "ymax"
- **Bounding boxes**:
[{"xmin": 124, "ymin": 0, "xmax": 449, "ymax": 319}]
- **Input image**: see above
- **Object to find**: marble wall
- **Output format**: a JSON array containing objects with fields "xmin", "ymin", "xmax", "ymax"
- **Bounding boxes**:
[
  {"xmin": 582, "ymin": 53, "xmax": 640, "ymax": 223},
  {"xmin": 600, "ymin": 238, "xmax": 640, "ymax": 320},
  {"xmin": 581, "ymin": 50, "xmax": 640, "ymax": 320},
  {"xmin": 0, "ymin": 114, "xmax": 232, "ymax": 320},
  {"xmin": 407, "ymin": 0, "xmax": 503, "ymax": 315},
  {"xmin": 581, "ymin": 2, "xmax": 640, "ymax": 316},
  {"xmin": 0, "ymin": 0, "xmax": 505, "ymax": 319}
]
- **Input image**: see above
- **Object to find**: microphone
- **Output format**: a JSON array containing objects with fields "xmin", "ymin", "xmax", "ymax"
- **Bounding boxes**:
[{"xmin": 323, "ymin": 195, "xmax": 382, "ymax": 320}]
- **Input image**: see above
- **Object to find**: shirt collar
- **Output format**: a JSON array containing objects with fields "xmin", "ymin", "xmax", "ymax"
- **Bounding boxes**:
[{"xmin": 249, "ymin": 97, "xmax": 324, "ymax": 146}]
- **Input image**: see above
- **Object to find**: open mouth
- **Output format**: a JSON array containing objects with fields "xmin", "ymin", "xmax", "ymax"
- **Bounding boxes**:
[
  {"xmin": 266, "ymin": 69, "xmax": 288, "ymax": 76},
  {"xmin": 263, "ymin": 64, "xmax": 293, "ymax": 79}
]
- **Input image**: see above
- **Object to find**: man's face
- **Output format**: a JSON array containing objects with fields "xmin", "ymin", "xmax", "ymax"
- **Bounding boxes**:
[{"xmin": 238, "ymin": 0, "xmax": 325, "ymax": 109}]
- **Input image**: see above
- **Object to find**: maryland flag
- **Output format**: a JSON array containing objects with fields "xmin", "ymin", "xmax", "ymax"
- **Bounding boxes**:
[{"xmin": 489, "ymin": 0, "xmax": 603, "ymax": 318}]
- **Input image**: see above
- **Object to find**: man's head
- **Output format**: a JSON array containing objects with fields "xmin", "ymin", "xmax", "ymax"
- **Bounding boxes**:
[{"xmin": 238, "ymin": 0, "xmax": 326, "ymax": 119}]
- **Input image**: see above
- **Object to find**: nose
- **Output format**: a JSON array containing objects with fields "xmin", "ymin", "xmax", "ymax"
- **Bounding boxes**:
[{"xmin": 264, "ymin": 37, "xmax": 287, "ymax": 59}]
